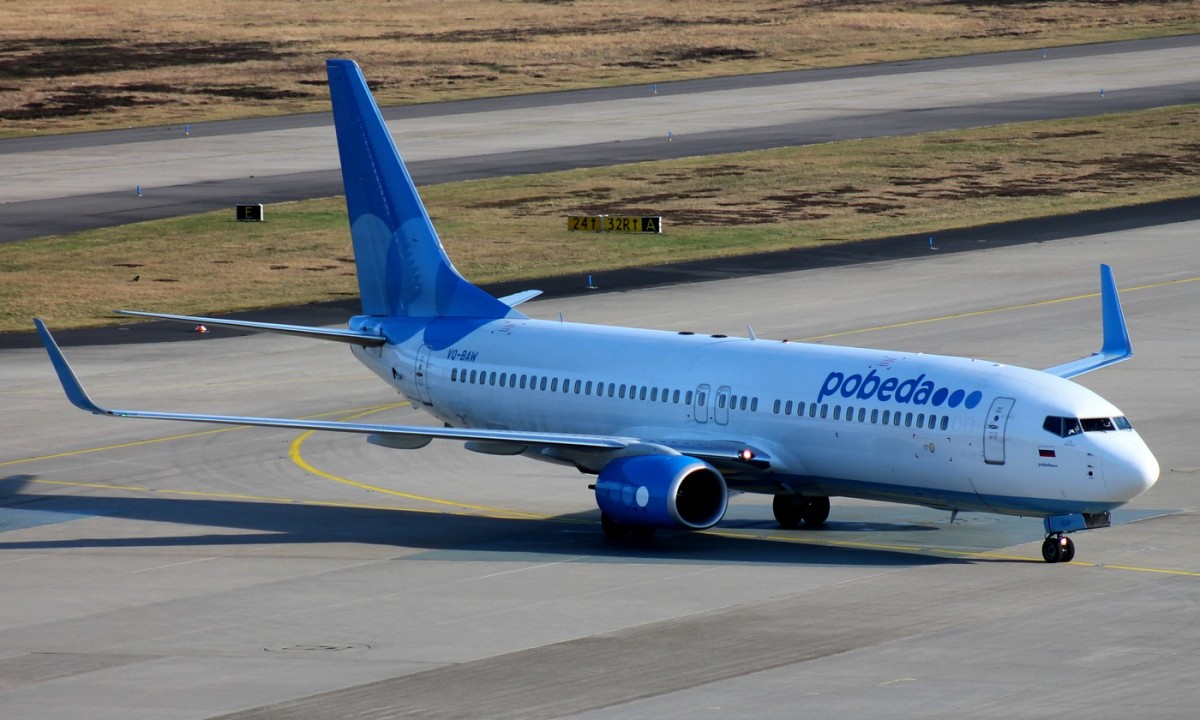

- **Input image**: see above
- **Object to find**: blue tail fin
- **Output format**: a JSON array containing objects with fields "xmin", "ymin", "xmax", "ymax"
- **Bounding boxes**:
[{"xmin": 326, "ymin": 59, "xmax": 515, "ymax": 320}]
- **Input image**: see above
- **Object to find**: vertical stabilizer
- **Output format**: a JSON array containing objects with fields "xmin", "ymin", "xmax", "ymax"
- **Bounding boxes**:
[{"xmin": 326, "ymin": 59, "xmax": 515, "ymax": 319}]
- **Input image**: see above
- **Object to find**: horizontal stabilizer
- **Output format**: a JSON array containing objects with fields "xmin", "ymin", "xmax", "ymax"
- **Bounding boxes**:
[
  {"xmin": 1042, "ymin": 264, "xmax": 1133, "ymax": 379},
  {"xmin": 497, "ymin": 290, "xmax": 543, "ymax": 308},
  {"xmin": 116, "ymin": 310, "xmax": 386, "ymax": 346}
]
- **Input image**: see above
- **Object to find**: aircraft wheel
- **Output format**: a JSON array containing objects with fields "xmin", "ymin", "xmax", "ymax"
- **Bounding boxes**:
[
  {"xmin": 772, "ymin": 494, "xmax": 803, "ymax": 529},
  {"xmin": 1060, "ymin": 536, "xmax": 1076, "ymax": 563},
  {"xmin": 802, "ymin": 496, "xmax": 831, "ymax": 528},
  {"xmin": 631, "ymin": 526, "xmax": 657, "ymax": 541},
  {"xmin": 600, "ymin": 512, "xmax": 631, "ymax": 542},
  {"xmin": 1041, "ymin": 536, "xmax": 1063, "ymax": 563}
]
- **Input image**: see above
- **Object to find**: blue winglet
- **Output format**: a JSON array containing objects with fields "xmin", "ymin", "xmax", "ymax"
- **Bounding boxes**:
[
  {"xmin": 1042, "ymin": 264, "xmax": 1133, "ymax": 379},
  {"xmin": 1098, "ymin": 263, "xmax": 1131, "ymax": 358},
  {"xmin": 34, "ymin": 319, "xmax": 108, "ymax": 415}
]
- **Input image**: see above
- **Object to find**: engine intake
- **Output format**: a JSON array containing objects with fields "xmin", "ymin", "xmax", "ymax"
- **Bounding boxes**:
[{"xmin": 594, "ymin": 455, "xmax": 728, "ymax": 530}]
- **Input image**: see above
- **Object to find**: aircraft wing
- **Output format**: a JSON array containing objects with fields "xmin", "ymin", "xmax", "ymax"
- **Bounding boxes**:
[
  {"xmin": 38, "ymin": 320, "xmax": 774, "ymax": 473},
  {"xmin": 35, "ymin": 320, "xmax": 629, "ymax": 451}
]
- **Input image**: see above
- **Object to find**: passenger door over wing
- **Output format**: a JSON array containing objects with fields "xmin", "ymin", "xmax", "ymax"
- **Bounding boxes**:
[{"xmin": 693, "ymin": 384, "xmax": 711, "ymax": 424}]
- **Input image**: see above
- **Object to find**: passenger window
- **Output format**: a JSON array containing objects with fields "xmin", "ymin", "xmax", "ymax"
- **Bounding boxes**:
[
  {"xmin": 940, "ymin": 416, "xmax": 949, "ymax": 431},
  {"xmin": 820, "ymin": 404, "xmax": 828, "ymax": 419},
  {"xmin": 916, "ymin": 414, "xmax": 924, "ymax": 429},
  {"xmin": 774, "ymin": 399, "xmax": 782, "ymax": 414},
  {"xmin": 608, "ymin": 384, "xmax": 616, "ymax": 398},
  {"xmin": 893, "ymin": 412, "xmax": 901, "ymax": 426},
  {"xmin": 832, "ymin": 405, "xmax": 841, "ymax": 420},
  {"xmin": 728, "ymin": 394, "xmax": 736, "ymax": 409},
  {"xmin": 740, "ymin": 396, "xmax": 748, "ymax": 411},
  {"xmin": 798, "ymin": 402, "xmax": 807, "ymax": 417},
  {"xmin": 882, "ymin": 410, "xmax": 891, "ymax": 425},
  {"xmin": 810, "ymin": 404, "xmax": 818, "ymax": 418},
  {"xmin": 519, "ymin": 375, "xmax": 527, "ymax": 389},
  {"xmin": 619, "ymin": 384, "xmax": 626, "ymax": 399},
  {"xmin": 451, "ymin": 368, "xmax": 458, "ymax": 382},
  {"xmin": 469, "ymin": 369, "xmax": 477, "ymax": 383},
  {"xmin": 698, "ymin": 392, "xmax": 706, "ymax": 406},
  {"xmin": 871, "ymin": 409, "xmax": 879, "ymax": 424},
  {"xmin": 683, "ymin": 390, "xmax": 690, "ymax": 405},
  {"xmin": 541, "ymin": 377, "xmax": 548, "ymax": 391},
  {"xmin": 750, "ymin": 398, "xmax": 758, "ymax": 412},
  {"xmin": 585, "ymin": 381, "xmax": 593, "ymax": 394},
  {"xmin": 500, "ymin": 373, "xmax": 508, "ymax": 387},
  {"xmin": 858, "ymin": 408, "xmax": 866, "ymax": 422},
  {"xmin": 644, "ymin": 387, "xmax": 651, "ymax": 401},
  {"xmin": 489, "ymin": 372, "xmax": 497, "ymax": 386}
]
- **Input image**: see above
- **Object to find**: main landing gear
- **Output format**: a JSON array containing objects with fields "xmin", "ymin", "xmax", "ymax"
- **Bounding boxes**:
[
  {"xmin": 600, "ymin": 512, "xmax": 656, "ymax": 542},
  {"xmin": 772, "ymin": 494, "xmax": 831, "ymax": 529},
  {"xmin": 1041, "ymin": 534, "xmax": 1076, "ymax": 563}
]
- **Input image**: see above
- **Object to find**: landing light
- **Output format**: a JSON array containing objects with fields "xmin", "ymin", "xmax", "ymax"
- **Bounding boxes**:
[{"xmin": 739, "ymin": 448, "xmax": 755, "ymax": 461}]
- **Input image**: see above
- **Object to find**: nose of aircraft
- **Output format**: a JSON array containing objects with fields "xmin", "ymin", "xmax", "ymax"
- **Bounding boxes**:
[{"xmin": 1104, "ymin": 435, "xmax": 1160, "ymax": 502}]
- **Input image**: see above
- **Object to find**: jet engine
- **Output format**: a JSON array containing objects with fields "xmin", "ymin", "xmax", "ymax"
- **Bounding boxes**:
[{"xmin": 594, "ymin": 455, "xmax": 728, "ymax": 531}]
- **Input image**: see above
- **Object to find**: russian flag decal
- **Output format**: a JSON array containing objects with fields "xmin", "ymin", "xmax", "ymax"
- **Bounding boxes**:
[{"xmin": 1039, "ymin": 447, "xmax": 1057, "ymax": 458}]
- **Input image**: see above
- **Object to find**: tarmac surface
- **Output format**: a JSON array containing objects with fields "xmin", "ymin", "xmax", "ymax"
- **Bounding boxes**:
[{"xmin": 2, "ymin": 219, "xmax": 1198, "ymax": 719}]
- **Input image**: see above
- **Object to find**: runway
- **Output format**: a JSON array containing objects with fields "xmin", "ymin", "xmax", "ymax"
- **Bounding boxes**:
[
  {"xmin": 2, "ymin": 219, "xmax": 1198, "ymax": 718},
  {"xmin": 2, "ymin": 35, "xmax": 1198, "ymax": 243}
]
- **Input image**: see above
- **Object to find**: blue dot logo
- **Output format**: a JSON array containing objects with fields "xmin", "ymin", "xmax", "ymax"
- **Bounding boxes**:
[
  {"xmin": 931, "ymin": 388, "xmax": 948, "ymax": 406},
  {"xmin": 964, "ymin": 391, "xmax": 983, "ymax": 409},
  {"xmin": 947, "ymin": 389, "xmax": 965, "ymax": 408}
]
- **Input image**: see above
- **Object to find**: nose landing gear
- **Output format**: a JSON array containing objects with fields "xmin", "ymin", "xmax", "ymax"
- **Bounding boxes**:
[{"xmin": 1041, "ymin": 534, "xmax": 1076, "ymax": 563}]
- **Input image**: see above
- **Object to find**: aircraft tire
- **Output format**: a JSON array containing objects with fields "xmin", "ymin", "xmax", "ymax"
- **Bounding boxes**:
[
  {"xmin": 1042, "ymin": 536, "xmax": 1063, "ymax": 563},
  {"xmin": 1060, "ymin": 537, "xmax": 1076, "ymax": 563},
  {"xmin": 802, "ymin": 496, "xmax": 831, "ymax": 528},
  {"xmin": 772, "ymin": 494, "xmax": 803, "ymax": 529},
  {"xmin": 600, "ymin": 512, "xmax": 631, "ymax": 541}
]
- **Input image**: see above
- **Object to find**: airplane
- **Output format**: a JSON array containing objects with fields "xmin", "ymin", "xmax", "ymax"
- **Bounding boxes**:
[{"xmin": 36, "ymin": 59, "xmax": 1159, "ymax": 564}]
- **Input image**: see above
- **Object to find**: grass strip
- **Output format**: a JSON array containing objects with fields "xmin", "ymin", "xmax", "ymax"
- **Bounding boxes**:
[{"xmin": 4, "ymin": 105, "xmax": 1199, "ymax": 333}]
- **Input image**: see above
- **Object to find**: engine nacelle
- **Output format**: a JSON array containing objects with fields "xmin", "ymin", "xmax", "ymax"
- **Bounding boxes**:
[{"xmin": 594, "ymin": 455, "xmax": 728, "ymax": 530}]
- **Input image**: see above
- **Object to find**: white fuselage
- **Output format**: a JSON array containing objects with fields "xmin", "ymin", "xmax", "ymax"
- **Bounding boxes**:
[{"xmin": 350, "ymin": 315, "xmax": 1158, "ymax": 518}]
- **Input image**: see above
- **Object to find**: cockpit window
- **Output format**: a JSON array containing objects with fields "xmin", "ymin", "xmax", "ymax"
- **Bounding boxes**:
[
  {"xmin": 1081, "ymin": 417, "xmax": 1117, "ymax": 432},
  {"xmin": 1044, "ymin": 415, "xmax": 1132, "ymax": 437},
  {"xmin": 1043, "ymin": 416, "xmax": 1082, "ymax": 438}
]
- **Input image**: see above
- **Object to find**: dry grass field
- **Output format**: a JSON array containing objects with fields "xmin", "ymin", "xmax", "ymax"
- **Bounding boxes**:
[
  {"xmin": 4, "ymin": 104, "xmax": 1198, "ymax": 332},
  {"xmin": 2, "ymin": 1, "xmax": 1199, "ymax": 136}
]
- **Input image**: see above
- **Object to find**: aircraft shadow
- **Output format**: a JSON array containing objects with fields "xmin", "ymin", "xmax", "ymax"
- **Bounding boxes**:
[{"xmin": 0, "ymin": 475, "xmax": 978, "ymax": 567}]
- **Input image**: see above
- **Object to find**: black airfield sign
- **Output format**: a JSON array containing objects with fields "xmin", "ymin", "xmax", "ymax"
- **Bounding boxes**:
[{"xmin": 568, "ymin": 215, "xmax": 662, "ymax": 233}]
